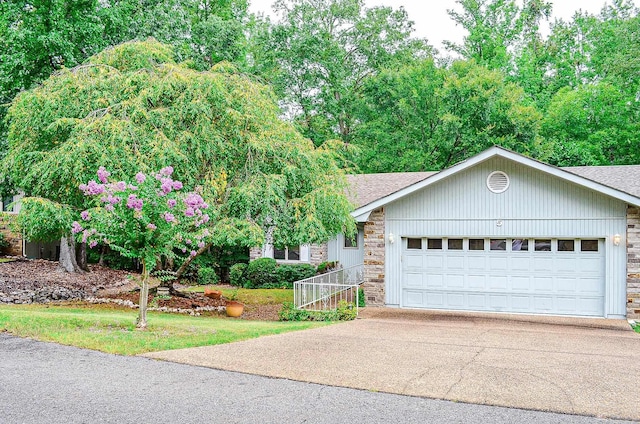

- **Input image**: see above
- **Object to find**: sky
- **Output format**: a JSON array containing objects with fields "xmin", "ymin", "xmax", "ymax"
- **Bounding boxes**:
[{"xmin": 247, "ymin": 0, "xmax": 638, "ymax": 52}]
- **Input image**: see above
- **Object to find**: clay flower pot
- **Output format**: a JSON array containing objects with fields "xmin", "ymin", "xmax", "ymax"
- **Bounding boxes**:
[
  {"xmin": 225, "ymin": 300, "xmax": 244, "ymax": 317},
  {"xmin": 204, "ymin": 287, "xmax": 222, "ymax": 299}
]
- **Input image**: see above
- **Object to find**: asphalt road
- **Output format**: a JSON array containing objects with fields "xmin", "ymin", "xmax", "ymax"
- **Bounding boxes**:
[{"xmin": 0, "ymin": 333, "xmax": 634, "ymax": 424}]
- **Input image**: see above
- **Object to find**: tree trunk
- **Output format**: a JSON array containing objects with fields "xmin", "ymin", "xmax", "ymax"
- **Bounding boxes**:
[
  {"xmin": 98, "ymin": 245, "xmax": 106, "ymax": 266},
  {"xmin": 136, "ymin": 260, "xmax": 150, "ymax": 330},
  {"xmin": 174, "ymin": 242, "xmax": 212, "ymax": 279},
  {"xmin": 59, "ymin": 235, "xmax": 81, "ymax": 273},
  {"xmin": 76, "ymin": 241, "xmax": 89, "ymax": 271}
]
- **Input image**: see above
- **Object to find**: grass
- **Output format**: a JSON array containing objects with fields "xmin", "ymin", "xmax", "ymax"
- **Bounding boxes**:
[
  {"xmin": 634, "ymin": 323, "xmax": 640, "ymax": 334},
  {"xmin": 184, "ymin": 285, "xmax": 293, "ymax": 305},
  {"xmin": 0, "ymin": 258, "xmax": 14, "ymax": 263},
  {"xmin": 0, "ymin": 304, "xmax": 327, "ymax": 355}
]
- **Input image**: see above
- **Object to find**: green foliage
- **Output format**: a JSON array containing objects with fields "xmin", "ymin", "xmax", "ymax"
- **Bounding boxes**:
[
  {"xmin": 353, "ymin": 59, "xmax": 547, "ymax": 172},
  {"xmin": 3, "ymin": 40, "xmax": 355, "ymax": 257},
  {"xmin": 15, "ymin": 197, "xmax": 74, "ymax": 242},
  {"xmin": 0, "ymin": 232, "xmax": 8, "ymax": 250},
  {"xmin": 229, "ymin": 263, "xmax": 248, "ymax": 287},
  {"xmin": 358, "ymin": 287, "xmax": 366, "ymax": 308},
  {"xmin": 275, "ymin": 264, "xmax": 316, "ymax": 289},
  {"xmin": 278, "ymin": 301, "xmax": 357, "ymax": 321},
  {"xmin": 245, "ymin": 258, "xmax": 278, "ymax": 288},
  {"xmin": 248, "ymin": 0, "xmax": 432, "ymax": 144},
  {"xmin": 316, "ymin": 261, "xmax": 338, "ymax": 274},
  {"xmin": 197, "ymin": 267, "xmax": 220, "ymax": 285}
]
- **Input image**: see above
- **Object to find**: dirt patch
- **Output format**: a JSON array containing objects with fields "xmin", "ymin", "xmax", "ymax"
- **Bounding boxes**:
[{"xmin": 0, "ymin": 257, "xmax": 281, "ymax": 320}]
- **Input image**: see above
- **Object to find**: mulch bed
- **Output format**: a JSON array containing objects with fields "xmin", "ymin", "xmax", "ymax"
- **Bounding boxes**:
[{"xmin": 0, "ymin": 257, "xmax": 281, "ymax": 321}]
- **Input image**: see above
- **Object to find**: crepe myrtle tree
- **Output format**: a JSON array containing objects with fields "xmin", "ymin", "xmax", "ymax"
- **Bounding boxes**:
[{"xmin": 74, "ymin": 165, "xmax": 210, "ymax": 329}]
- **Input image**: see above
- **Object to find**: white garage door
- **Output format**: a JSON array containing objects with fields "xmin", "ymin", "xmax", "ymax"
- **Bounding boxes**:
[{"xmin": 401, "ymin": 237, "xmax": 605, "ymax": 317}]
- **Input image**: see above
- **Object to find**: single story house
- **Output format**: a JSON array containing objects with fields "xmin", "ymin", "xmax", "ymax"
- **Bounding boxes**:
[{"xmin": 252, "ymin": 146, "xmax": 640, "ymax": 320}]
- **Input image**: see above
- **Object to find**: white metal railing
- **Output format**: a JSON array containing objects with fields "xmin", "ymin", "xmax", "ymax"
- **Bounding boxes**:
[{"xmin": 294, "ymin": 264, "xmax": 364, "ymax": 313}]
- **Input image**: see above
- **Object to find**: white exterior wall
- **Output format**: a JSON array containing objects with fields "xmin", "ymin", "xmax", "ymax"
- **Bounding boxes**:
[{"xmin": 384, "ymin": 157, "xmax": 629, "ymax": 318}]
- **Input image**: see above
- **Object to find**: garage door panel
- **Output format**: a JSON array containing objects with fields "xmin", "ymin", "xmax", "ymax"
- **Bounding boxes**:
[
  {"xmin": 404, "ymin": 273, "xmax": 424, "ymax": 288},
  {"xmin": 510, "ymin": 257, "xmax": 531, "ymax": 272},
  {"xmin": 468, "ymin": 256, "xmax": 486, "ymax": 270},
  {"xmin": 446, "ymin": 255, "xmax": 465, "ymax": 269},
  {"xmin": 447, "ymin": 274, "xmax": 465, "ymax": 288},
  {"xmin": 425, "ymin": 274, "xmax": 444, "ymax": 288},
  {"xmin": 404, "ymin": 255, "xmax": 424, "ymax": 268},
  {"xmin": 426, "ymin": 255, "xmax": 444, "ymax": 269},
  {"xmin": 401, "ymin": 237, "xmax": 605, "ymax": 317},
  {"xmin": 489, "ymin": 276, "xmax": 508, "ymax": 290}
]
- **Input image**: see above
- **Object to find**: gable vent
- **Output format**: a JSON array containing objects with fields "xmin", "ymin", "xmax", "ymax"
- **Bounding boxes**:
[{"xmin": 487, "ymin": 171, "xmax": 510, "ymax": 193}]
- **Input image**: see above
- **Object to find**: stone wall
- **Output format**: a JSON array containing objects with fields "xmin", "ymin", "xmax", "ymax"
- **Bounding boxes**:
[
  {"xmin": 309, "ymin": 244, "xmax": 327, "ymax": 266},
  {"xmin": 627, "ymin": 206, "xmax": 640, "ymax": 319},
  {"xmin": 0, "ymin": 213, "xmax": 22, "ymax": 256},
  {"xmin": 363, "ymin": 208, "xmax": 385, "ymax": 306}
]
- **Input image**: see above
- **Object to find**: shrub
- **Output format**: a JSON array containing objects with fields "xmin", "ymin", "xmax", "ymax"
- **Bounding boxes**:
[
  {"xmin": 276, "ymin": 264, "xmax": 316, "ymax": 288},
  {"xmin": 278, "ymin": 301, "xmax": 358, "ymax": 322},
  {"xmin": 0, "ymin": 232, "xmax": 8, "ymax": 251},
  {"xmin": 245, "ymin": 257, "xmax": 278, "ymax": 288},
  {"xmin": 197, "ymin": 266, "xmax": 220, "ymax": 285},
  {"xmin": 358, "ymin": 287, "xmax": 366, "ymax": 307},
  {"xmin": 316, "ymin": 261, "xmax": 337, "ymax": 274},
  {"xmin": 229, "ymin": 263, "xmax": 248, "ymax": 287}
]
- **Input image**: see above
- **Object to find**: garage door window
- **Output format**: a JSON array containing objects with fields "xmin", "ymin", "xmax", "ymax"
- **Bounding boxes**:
[
  {"xmin": 469, "ymin": 239, "xmax": 484, "ymax": 250},
  {"xmin": 490, "ymin": 239, "xmax": 506, "ymax": 251},
  {"xmin": 512, "ymin": 239, "xmax": 528, "ymax": 251},
  {"xmin": 407, "ymin": 238, "xmax": 422, "ymax": 249},
  {"xmin": 558, "ymin": 240, "xmax": 575, "ymax": 251},
  {"xmin": 581, "ymin": 240, "xmax": 599, "ymax": 252},
  {"xmin": 448, "ymin": 239, "xmax": 463, "ymax": 250},
  {"xmin": 427, "ymin": 239, "xmax": 443, "ymax": 250},
  {"xmin": 534, "ymin": 239, "xmax": 551, "ymax": 251}
]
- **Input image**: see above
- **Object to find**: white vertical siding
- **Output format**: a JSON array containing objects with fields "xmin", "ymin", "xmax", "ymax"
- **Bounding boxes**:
[{"xmin": 384, "ymin": 157, "xmax": 628, "ymax": 317}]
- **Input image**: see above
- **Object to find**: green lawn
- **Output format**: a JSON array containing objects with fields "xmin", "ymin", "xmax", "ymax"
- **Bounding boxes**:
[
  {"xmin": 634, "ymin": 323, "xmax": 640, "ymax": 334},
  {"xmin": 184, "ymin": 285, "xmax": 293, "ymax": 305},
  {"xmin": 0, "ymin": 304, "xmax": 326, "ymax": 355},
  {"xmin": 0, "ymin": 258, "xmax": 14, "ymax": 263}
]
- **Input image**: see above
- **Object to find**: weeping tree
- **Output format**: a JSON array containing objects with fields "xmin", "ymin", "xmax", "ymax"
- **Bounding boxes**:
[{"xmin": 2, "ymin": 39, "xmax": 356, "ymax": 275}]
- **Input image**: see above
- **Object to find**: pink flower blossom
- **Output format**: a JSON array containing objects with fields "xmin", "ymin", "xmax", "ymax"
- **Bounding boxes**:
[
  {"xmin": 97, "ymin": 166, "xmax": 110, "ymax": 184},
  {"xmin": 160, "ymin": 166, "xmax": 174, "ymax": 176},
  {"xmin": 113, "ymin": 181, "xmax": 127, "ymax": 192},
  {"xmin": 80, "ymin": 210, "xmax": 90, "ymax": 221},
  {"xmin": 164, "ymin": 212, "xmax": 176, "ymax": 223},
  {"xmin": 105, "ymin": 204, "xmax": 114, "ymax": 212},
  {"xmin": 71, "ymin": 221, "xmax": 83, "ymax": 234},
  {"xmin": 161, "ymin": 178, "xmax": 173, "ymax": 194},
  {"xmin": 172, "ymin": 180, "xmax": 183, "ymax": 190},
  {"xmin": 167, "ymin": 199, "xmax": 177, "ymax": 208},
  {"xmin": 135, "ymin": 172, "xmax": 146, "ymax": 184},
  {"xmin": 83, "ymin": 180, "xmax": 105, "ymax": 195},
  {"xmin": 185, "ymin": 239, "xmax": 191, "ymax": 245},
  {"xmin": 89, "ymin": 240, "xmax": 98, "ymax": 248},
  {"xmin": 126, "ymin": 194, "xmax": 143, "ymax": 211},
  {"xmin": 190, "ymin": 250, "xmax": 197, "ymax": 257},
  {"xmin": 147, "ymin": 223, "xmax": 157, "ymax": 230},
  {"xmin": 184, "ymin": 207, "xmax": 195, "ymax": 217},
  {"xmin": 197, "ymin": 241, "xmax": 205, "ymax": 249}
]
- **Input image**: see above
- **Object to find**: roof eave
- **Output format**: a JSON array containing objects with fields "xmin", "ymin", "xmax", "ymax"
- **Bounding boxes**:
[{"xmin": 351, "ymin": 146, "xmax": 640, "ymax": 217}]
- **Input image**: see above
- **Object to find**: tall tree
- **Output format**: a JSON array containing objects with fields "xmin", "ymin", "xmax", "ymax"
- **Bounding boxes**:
[
  {"xmin": 2, "ymin": 40, "xmax": 355, "ymax": 271},
  {"xmin": 248, "ymin": 0, "xmax": 432, "ymax": 145},
  {"xmin": 353, "ymin": 59, "xmax": 546, "ymax": 172}
]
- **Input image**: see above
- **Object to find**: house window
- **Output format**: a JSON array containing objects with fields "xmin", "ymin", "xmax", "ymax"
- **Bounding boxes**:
[
  {"xmin": 344, "ymin": 235, "xmax": 358, "ymax": 248},
  {"xmin": 272, "ymin": 245, "xmax": 304, "ymax": 261},
  {"xmin": 2, "ymin": 196, "xmax": 13, "ymax": 212},
  {"xmin": 407, "ymin": 238, "xmax": 422, "ymax": 249}
]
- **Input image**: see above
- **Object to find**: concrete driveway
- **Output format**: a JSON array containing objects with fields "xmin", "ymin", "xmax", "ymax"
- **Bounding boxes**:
[{"xmin": 143, "ymin": 309, "xmax": 640, "ymax": 421}]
